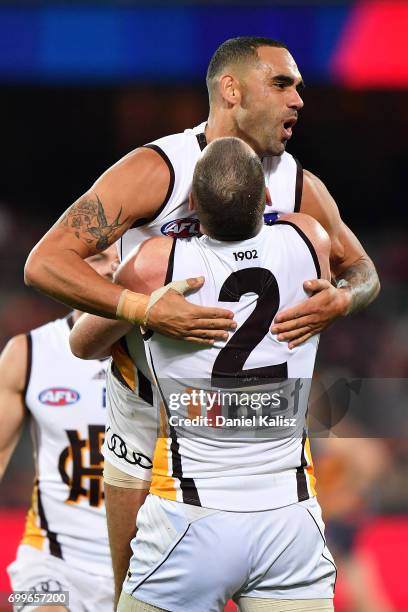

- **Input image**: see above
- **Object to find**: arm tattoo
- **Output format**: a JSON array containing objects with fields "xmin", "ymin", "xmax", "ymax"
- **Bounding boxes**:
[
  {"xmin": 60, "ymin": 194, "xmax": 129, "ymax": 250},
  {"xmin": 336, "ymin": 259, "xmax": 380, "ymax": 314}
]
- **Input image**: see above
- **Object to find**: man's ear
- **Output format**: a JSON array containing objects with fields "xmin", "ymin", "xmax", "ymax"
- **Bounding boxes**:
[
  {"xmin": 188, "ymin": 192, "xmax": 195, "ymax": 211},
  {"xmin": 219, "ymin": 74, "xmax": 242, "ymax": 106}
]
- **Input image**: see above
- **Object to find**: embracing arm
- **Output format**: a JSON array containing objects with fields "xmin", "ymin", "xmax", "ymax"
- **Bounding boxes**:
[
  {"xmin": 0, "ymin": 335, "xmax": 28, "ymax": 480},
  {"xmin": 70, "ymin": 315, "xmax": 132, "ymax": 360},
  {"xmin": 69, "ymin": 236, "xmax": 172, "ymax": 359},
  {"xmin": 25, "ymin": 148, "xmax": 234, "ymax": 341},
  {"xmin": 271, "ymin": 170, "xmax": 380, "ymax": 347},
  {"xmin": 301, "ymin": 169, "xmax": 380, "ymax": 313},
  {"xmin": 24, "ymin": 148, "xmax": 168, "ymax": 318},
  {"xmin": 280, "ymin": 212, "xmax": 332, "ymax": 282}
]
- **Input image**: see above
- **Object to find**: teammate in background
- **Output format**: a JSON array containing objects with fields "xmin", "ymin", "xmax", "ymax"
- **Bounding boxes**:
[
  {"xmin": 0, "ymin": 246, "xmax": 118, "ymax": 612},
  {"xmin": 25, "ymin": 36, "xmax": 379, "ymax": 604},
  {"xmin": 71, "ymin": 138, "xmax": 336, "ymax": 612}
]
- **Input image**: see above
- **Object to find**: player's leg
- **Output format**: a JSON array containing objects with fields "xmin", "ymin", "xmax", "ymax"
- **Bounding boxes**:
[
  {"xmin": 103, "ymin": 366, "xmax": 156, "ymax": 605},
  {"xmin": 237, "ymin": 597, "xmax": 333, "ymax": 611},
  {"xmin": 121, "ymin": 495, "xmax": 249, "ymax": 612},
  {"xmin": 31, "ymin": 607, "xmax": 67, "ymax": 612},
  {"xmin": 118, "ymin": 591, "xmax": 166, "ymax": 611},
  {"xmin": 104, "ymin": 473, "xmax": 149, "ymax": 606},
  {"xmin": 237, "ymin": 497, "xmax": 336, "ymax": 611}
]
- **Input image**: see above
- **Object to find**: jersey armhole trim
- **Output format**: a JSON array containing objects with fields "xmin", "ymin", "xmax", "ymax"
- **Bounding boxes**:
[
  {"xmin": 165, "ymin": 237, "xmax": 177, "ymax": 284},
  {"xmin": 142, "ymin": 237, "xmax": 177, "ymax": 343},
  {"xmin": 196, "ymin": 132, "xmax": 207, "ymax": 151},
  {"xmin": 23, "ymin": 333, "xmax": 32, "ymax": 408},
  {"xmin": 274, "ymin": 220, "xmax": 321, "ymax": 278},
  {"xmin": 130, "ymin": 144, "xmax": 176, "ymax": 229},
  {"xmin": 65, "ymin": 312, "xmax": 75, "ymax": 330},
  {"xmin": 294, "ymin": 158, "xmax": 303, "ymax": 212}
]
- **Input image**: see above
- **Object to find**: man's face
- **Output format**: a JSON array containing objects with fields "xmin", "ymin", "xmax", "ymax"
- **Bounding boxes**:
[
  {"xmin": 233, "ymin": 46, "xmax": 304, "ymax": 157},
  {"xmin": 86, "ymin": 245, "xmax": 119, "ymax": 281}
]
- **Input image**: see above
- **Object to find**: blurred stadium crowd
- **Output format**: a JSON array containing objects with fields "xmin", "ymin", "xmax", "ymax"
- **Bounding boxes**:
[{"xmin": 1, "ymin": 2, "xmax": 408, "ymax": 610}]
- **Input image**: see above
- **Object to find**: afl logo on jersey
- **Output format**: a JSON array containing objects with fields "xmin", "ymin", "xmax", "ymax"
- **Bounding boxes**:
[
  {"xmin": 39, "ymin": 388, "xmax": 80, "ymax": 406},
  {"xmin": 263, "ymin": 212, "xmax": 279, "ymax": 225},
  {"xmin": 161, "ymin": 217, "xmax": 200, "ymax": 238}
]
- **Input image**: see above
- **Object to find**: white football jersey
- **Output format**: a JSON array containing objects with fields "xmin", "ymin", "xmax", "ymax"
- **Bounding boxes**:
[
  {"xmin": 119, "ymin": 121, "xmax": 302, "ymax": 261},
  {"xmin": 145, "ymin": 223, "xmax": 319, "ymax": 511},
  {"xmin": 115, "ymin": 121, "xmax": 302, "ymax": 395},
  {"xmin": 20, "ymin": 315, "xmax": 112, "ymax": 577}
]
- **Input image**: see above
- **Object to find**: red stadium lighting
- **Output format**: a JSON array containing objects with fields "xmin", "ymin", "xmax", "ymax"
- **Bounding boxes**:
[{"xmin": 332, "ymin": 1, "xmax": 408, "ymax": 88}]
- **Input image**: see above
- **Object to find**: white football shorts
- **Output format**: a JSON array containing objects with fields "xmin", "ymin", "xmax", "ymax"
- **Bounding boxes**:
[
  {"xmin": 7, "ymin": 545, "xmax": 114, "ymax": 612},
  {"xmin": 123, "ymin": 494, "xmax": 336, "ymax": 612},
  {"xmin": 102, "ymin": 365, "xmax": 158, "ymax": 480}
]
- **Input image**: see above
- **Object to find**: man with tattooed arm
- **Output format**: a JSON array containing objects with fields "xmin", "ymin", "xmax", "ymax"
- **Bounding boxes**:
[{"xmin": 24, "ymin": 37, "xmax": 379, "ymax": 602}]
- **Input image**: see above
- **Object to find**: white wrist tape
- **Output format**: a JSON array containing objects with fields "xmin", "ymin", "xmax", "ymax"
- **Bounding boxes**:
[{"xmin": 116, "ymin": 289, "xmax": 149, "ymax": 325}]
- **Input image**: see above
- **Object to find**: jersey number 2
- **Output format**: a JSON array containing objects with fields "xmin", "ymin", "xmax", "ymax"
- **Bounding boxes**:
[{"xmin": 211, "ymin": 268, "xmax": 288, "ymax": 387}]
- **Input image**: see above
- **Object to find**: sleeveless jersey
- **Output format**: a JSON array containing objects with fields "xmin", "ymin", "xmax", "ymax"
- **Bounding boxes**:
[
  {"xmin": 145, "ymin": 223, "xmax": 319, "ymax": 511},
  {"xmin": 119, "ymin": 121, "xmax": 302, "ymax": 261},
  {"xmin": 114, "ymin": 121, "xmax": 302, "ymax": 396},
  {"xmin": 20, "ymin": 316, "xmax": 112, "ymax": 577}
]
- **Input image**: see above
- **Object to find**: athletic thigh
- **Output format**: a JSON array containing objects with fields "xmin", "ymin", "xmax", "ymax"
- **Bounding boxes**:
[
  {"xmin": 123, "ymin": 495, "xmax": 250, "ymax": 612},
  {"xmin": 239, "ymin": 498, "xmax": 336, "ymax": 602}
]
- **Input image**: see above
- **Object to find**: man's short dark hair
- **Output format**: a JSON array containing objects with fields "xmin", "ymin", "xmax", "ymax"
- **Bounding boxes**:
[
  {"xmin": 206, "ymin": 36, "xmax": 288, "ymax": 98},
  {"xmin": 192, "ymin": 137, "xmax": 265, "ymax": 241}
]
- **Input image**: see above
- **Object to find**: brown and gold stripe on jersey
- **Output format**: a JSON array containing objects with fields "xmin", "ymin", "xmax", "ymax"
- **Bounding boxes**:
[
  {"xmin": 21, "ymin": 480, "xmax": 63, "ymax": 558},
  {"xmin": 111, "ymin": 338, "xmax": 137, "ymax": 391},
  {"xmin": 150, "ymin": 403, "xmax": 177, "ymax": 501},
  {"xmin": 296, "ymin": 429, "xmax": 310, "ymax": 502},
  {"xmin": 147, "ymin": 336, "xmax": 201, "ymax": 507},
  {"xmin": 304, "ymin": 436, "xmax": 317, "ymax": 497},
  {"xmin": 111, "ymin": 337, "xmax": 153, "ymax": 405},
  {"xmin": 296, "ymin": 430, "xmax": 317, "ymax": 501},
  {"xmin": 21, "ymin": 482, "xmax": 45, "ymax": 551}
]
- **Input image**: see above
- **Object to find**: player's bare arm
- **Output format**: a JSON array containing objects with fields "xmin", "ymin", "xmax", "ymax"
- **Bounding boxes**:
[
  {"xmin": 280, "ymin": 212, "xmax": 331, "ymax": 283},
  {"xmin": 25, "ymin": 148, "xmax": 234, "ymax": 340},
  {"xmin": 272, "ymin": 170, "xmax": 380, "ymax": 347},
  {"xmin": 25, "ymin": 148, "xmax": 164, "ymax": 315},
  {"xmin": 70, "ymin": 315, "xmax": 132, "ymax": 360},
  {"xmin": 69, "ymin": 236, "xmax": 173, "ymax": 358},
  {"xmin": 0, "ymin": 335, "xmax": 28, "ymax": 480},
  {"xmin": 70, "ymin": 236, "xmax": 235, "ymax": 357}
]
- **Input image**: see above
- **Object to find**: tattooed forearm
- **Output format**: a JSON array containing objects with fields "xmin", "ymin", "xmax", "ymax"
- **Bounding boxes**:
[
  {"xmin": 60, "ymin": 194, "xmax": 129, "ymax": 250},
  {"xmin": 336, "ymin": 258, "xmax": 380, "ymax": 315}
]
